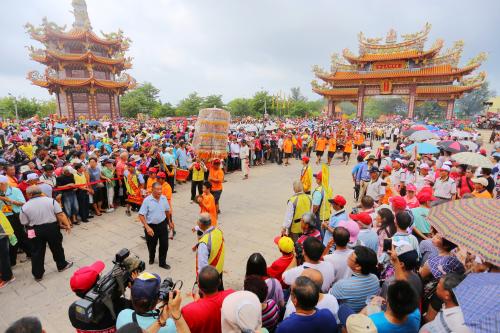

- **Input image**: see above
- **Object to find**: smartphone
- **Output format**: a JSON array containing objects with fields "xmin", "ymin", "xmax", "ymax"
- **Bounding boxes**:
[{"xmin": 383, "ymin": 239, "xmax": 392, "ymax": 252}]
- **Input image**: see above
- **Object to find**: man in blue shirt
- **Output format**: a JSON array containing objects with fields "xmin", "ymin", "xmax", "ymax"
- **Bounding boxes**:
[
  {"xmin": 138, "ymin": 183, "xmax": 172, "ymax": 269},
  {"xmin": 276, "ymin": 276, "xmax": 337, "ymax": 333},
  {"xmin": 329, "ymin": 246, "xmax": 379, "ymax": 312},
  {"xmin": 351, "ymin": 155, "xmax": 364, "ymax": 201},
  {"xmin": 356, "ymin": 154, "xmax": 377, "ymax": 201},
  {"xmin": 369, "ymin": 280, "xmax": 420, "ymax": 332}
]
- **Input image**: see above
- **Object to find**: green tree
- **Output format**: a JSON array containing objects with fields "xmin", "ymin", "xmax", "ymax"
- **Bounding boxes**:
[
  {"xmin": 0, "ymin": 97, "xmax": 58, "ymax": 119},
  {"xmin": 227, "ymin": 98, "xmax": 252, "ymax": 116},
  {"xmin": 414, "ymin": 101, "xmax": 445, "ymax": 120},
  {"xmin": 456, "ymin": 82, "xmax": 495, "ymax": 118},
  {"xmin": 152, "ymin": 102, "xmax": 175, "ymax": 118},
  {"xmin": 201, "ymin": 94, "xmax": 225, "ymax": 109},
  {"xmin": 39, "ymin": 99, "xmax": 57, "ymax": 117},
  {"xmin": 290, "ymin": 87, "xmax": 306, "ymax": 102},
  {"xmin": 176, "ymin": 92, "xmax": 203, "ymax": 116},
  {"xmin": 363, "ymin": 97, "xmax": 407, "ymax": 119},
  {"xmin": 338, "ymin": 102, "xmax": 356, "ymax": 115},
  {"xmin": 120, "ymin": 82, "xmax": 161, "ymax": 118},
  {"xmin": 250, "ymin": 91, "xmax": 273, "ymax": 116}
]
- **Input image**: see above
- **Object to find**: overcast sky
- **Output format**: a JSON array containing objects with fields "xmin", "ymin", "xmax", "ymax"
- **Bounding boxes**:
[{"xmin": 1, "ymin": 0, "xmax": 499, "ymax": 103}]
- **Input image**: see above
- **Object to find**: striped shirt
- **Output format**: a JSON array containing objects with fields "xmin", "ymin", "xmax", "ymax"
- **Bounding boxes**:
[
  {"xmin": 329, "ymin": 273, "xmax": 380, "ymax": 312},
  {"xmin": 262, "ymin": 299, "xmax": 280, "ymax": 331}
]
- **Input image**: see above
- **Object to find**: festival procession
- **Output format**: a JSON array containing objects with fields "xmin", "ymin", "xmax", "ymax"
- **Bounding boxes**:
[{"xmin": 0, "ymin": 1, "xmax": 499, "ymax": 333}]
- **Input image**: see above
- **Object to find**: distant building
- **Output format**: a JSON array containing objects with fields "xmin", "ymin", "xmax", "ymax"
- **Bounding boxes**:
[{"xmin": 312, "ymin": 23, "xmax": 487, "ymax": 120}]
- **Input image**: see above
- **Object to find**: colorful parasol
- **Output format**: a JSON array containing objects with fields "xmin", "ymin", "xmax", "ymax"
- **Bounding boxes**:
[
  {"xmin": 450, "ymin": 130, "xmax": 472, "ymax": 139},
  {"xmin": 427, "ymin": 199, "xmax": 500, "ymax": 266},
  {"xmin": 437, "ymin": 140, "xmax": 468, "ymax": 153},
  {"xmin": 404, "ymin": 142, "xmax": 439, "ymax": 154},
  {"xmin": 459, "ymin": 140, "xmax": 479, "ymax": 152},
  {"xmin": 410, "ymin": 125, "xmax": 427, "ymax": 131},
  {"xmin": 451, "ymin": 152, "xmax": 494, "ymax": 168},
  {"xmin": 408, "ymin": 130, "xmax": 439, "ymax": 142},
  {"xmin": 402, "ymin": 128, "xmax": 418, "ymax": 137},
  {"xmin": 454, "ymin": 273, "xmax": 500, "ymax": 333}
]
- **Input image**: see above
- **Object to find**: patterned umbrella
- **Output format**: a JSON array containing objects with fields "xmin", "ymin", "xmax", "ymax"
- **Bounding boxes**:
[
  {"xmin": 452, "ymin": 152, "xmax": 494, "ymax": 168},
  {"xmin": 402, "ymin": 128, "xmax": 418, "ymax": 137},
  {"xmin": 459, "ymin": 140, "xmax": 479, "ymax": 152},
  {"xmin": 454, "ymin": 273, "xmax": 500, "ymax": 333},
  {"xmin": 408, "ymin": 130, "xmax": 439, "ymax": 142},
  {"xmin": 411, "ymin": 125, "xmax": 427, "ymax": 131},
  {"xmin": 427, "ymin": 199, "xmax": 500, "ymax": 266},
  {"xmin": 450, "ymin": 130, "xmax": 472, "ymax": 139},
  {"xmin": 404, "ymin": 142, "xmax": 440, "ymax": 154},
  {"xmin": 437, "ymin": 140, "xmax": 468, "ymax": 153}
]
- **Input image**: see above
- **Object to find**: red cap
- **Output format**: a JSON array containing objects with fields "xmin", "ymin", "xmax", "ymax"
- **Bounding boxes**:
[
  {"xmin": 383, "ymin": 165, "xmax": 392, "ymax": 172},
  {"xmin": 212, "ymin": 158, "xmax": 221, "ymax": 164},
  {"xmin": 480, "ymin": 148, "xmax": 486, "ymax": 156},
  {"xmin": 127, "ymin": 161, "xmax": 137, "ymax": 167},
  {"xmin": 390, "ymin": 196, "xmax": 407, "ymax": 210},
  {"xmin": 314, "ymin": 171, "xmax": 322, "ymax": 180},
  {"xmin": 349, "ymin": 212, "xmax": 372, "ymax": 225},
  {"xmin": 148, "ymin": 167, "xmax": 158, "ymax": 173},
  {"xmin": 70, "ymin": 261, "xmax": 105, "ymax": 293},
  {"xmin": 302, "ymin": 156, "xmax": 310, "ymax": 163},
  {"xmin": 329, "ymin": 195, "xmax": 346, "ymax": 207},
  {"xmin": 417, "ymin": 191, "xmax": 436, "ymax": 204},
  {"xmin": 57, "ymin": 150, "xmax": 65, "ymax": 157},
  {"xmin": 157, "ymin": 172, "xmax": 166, "ymax": 178}
]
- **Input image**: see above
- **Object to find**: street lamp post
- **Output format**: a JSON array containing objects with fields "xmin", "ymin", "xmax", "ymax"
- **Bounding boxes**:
[{"xmin": 8, "ymin": 93, "xmax": 19, "ymax": 122}]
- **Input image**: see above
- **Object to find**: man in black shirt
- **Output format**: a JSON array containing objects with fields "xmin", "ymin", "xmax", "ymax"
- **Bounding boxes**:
[{"xmin": 56, "ymin": 166, "xmax": 79, "ymax": 225}]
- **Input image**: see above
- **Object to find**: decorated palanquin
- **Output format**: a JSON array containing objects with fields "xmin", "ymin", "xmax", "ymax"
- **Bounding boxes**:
[
  {"xmin": 192, "ymin": 108, "xmax": 230, "ymax": 161},
  {"xmin": 312, "ymin": 23, "xmax": 487, "ymax": 120},
  {"xmin": 25, "ymin": 0, "xmax": 136, "ymax": 120}
]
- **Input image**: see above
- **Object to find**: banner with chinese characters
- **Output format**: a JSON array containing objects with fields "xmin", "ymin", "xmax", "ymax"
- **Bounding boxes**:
[{"xmin": 372, "ymin": 61, "xmax": 408, "ymax": 71}]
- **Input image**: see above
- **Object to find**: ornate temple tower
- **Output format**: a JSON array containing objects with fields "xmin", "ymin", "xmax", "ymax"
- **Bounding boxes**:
[
  {"xmin": 25, "ymin": 0, "xmax": 135, "ymax": 120},
  {"xmin": 312, "ymin": 23, "xmax": 487, "ymax": 120}
]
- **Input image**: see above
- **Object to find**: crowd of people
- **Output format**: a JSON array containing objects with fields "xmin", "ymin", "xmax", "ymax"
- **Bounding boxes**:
[{"xmin": 0, "ymin": 115, "xmax": 499, "ymax": 333}]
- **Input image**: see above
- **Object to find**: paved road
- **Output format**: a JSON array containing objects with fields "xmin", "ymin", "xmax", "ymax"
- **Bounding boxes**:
[{"xmin": 0, "ymin": 130, "xmax": 494, "ymax": 331}]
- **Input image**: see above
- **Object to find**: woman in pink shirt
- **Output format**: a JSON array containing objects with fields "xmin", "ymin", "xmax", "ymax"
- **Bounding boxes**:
[{"xmin": 404, "ymin": 183, "xmax": 420, "ymax": 208}]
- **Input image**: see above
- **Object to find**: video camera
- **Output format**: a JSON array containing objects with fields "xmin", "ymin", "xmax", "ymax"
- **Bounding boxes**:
[{"xmin": 73, "ymin": 248, "xmax": 145, "ymax": 324}]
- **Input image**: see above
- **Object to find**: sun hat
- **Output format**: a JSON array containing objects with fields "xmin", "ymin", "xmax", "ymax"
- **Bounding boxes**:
[
  {"xmin": 273, "ymin": 236, "xmax": 294, "ymax": 254},
  {"xmin": 328, "ymin": 195, "xmax": 347, "ymax": 207},
  {"xmin": 389, "ymin": 196, "xmax": 407, "ymax": 210},
  {"xmin": 338, "ymin": 220, "xmax": 360, "ymax": 243},
  {"xmin": 70, "ymin": 261, "xmax": 105, "ymax": 293},
  {"xmin": 221, "ymin": 291, "xmax": 262, "ymax": 333},
  {"xmin": 131, "ymin": 272, "xmax": 161, "ymax": 300},
  {"xmin": 471, "ymin": 177, "xmax": 488, "ymax": 187}
]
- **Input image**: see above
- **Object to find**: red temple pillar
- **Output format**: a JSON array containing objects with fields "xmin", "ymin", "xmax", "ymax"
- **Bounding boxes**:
[
  {"xmin": 327, "ymin": 100, "xmax": 335, "ymax": 118},
  {"xmin": 445, "ymin": 99, "xmax": 455, "ymax": 120},
  {"xmin": 407, "ymin": 86, "xmax": 416, "ymax": 119},
  {"xmin": 356, "ymin": 86, "xmax": 365, "ymax": 120}
]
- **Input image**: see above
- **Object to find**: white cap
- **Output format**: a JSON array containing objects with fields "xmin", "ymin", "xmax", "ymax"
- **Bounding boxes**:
[
  {"xmin": 26, "ymin": 173, "xmax": 39, "ymax": 181},
  {"xmin": 443, "ymin": 161, "xmax": 453, "ymax": 167},
  {"xmin": 419, "ymin": 163, "xmax": 430, "ymax": 169},
  {"xmin": 394, "ymin": 158, "xmax": 404, "ymax": 163},
  {"xmin": 471, "ymin": 177, "xmax": 488, "ymax": 187},
  {"xmin": 0, "ymin": 175, "xmax": 8, "ymax": 183},
  {"xmin": 440, "ymin": 165, "xmax": 451, "ymax": 172}
]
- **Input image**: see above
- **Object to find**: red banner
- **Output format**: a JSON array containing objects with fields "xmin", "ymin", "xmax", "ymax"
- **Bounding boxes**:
[{"xmin": 373, "ymin": 62, "xmax": 406, "ymax": 70}]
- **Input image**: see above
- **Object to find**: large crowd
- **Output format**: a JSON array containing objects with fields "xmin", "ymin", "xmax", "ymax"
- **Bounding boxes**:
[{"xmin": 1, "ymin": 116, "xmax": 499, "ymax": 333}]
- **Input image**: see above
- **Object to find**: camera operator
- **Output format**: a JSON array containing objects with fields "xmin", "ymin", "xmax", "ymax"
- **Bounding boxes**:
[
  {"xmin": 68, "ymin": 257, "xmax": 142, "ymax": 332},
  {"xmin": 116, "ymin": 272, "xmax": 176, "ymax": 333}
]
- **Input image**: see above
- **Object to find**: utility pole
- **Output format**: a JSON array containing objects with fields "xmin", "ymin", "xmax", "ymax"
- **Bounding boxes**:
[{"xmin": 8, "ymin": 93, "xmax": 19, "ymax": 122}]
